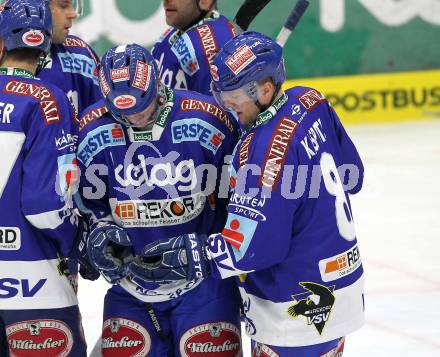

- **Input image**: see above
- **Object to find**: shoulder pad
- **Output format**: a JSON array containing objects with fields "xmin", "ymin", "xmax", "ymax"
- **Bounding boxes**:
[
  {"xmin": 62, "ymin": 35, "xmax": 99, "ymax": 64},
  {"xmin": 179, "ymin": 95, "xmax": 236, "ymax": 133},
  {"xmin": 294, "ymin": 87, "xmax": 327, "ymax": 113},
  {"xmin": 78, "ymin": 104, "xmax": 109, "ymax": 132},
  {"xmin": 3, "ymin": 78, "xmax": 65, "ymax": 125},
  {"xmin": 171, "ymin": 31, "xmax": 200, "ymax": 76}
]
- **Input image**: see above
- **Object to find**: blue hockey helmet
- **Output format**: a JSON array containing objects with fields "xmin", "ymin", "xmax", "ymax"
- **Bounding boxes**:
[
  {"xmin": 0, "ymin": 0, "xmax": 52, "ymax": 55},
  {"xmin": 210, "ymin": 31, "xmax": 286, "ymax": 109},
  {"xmin": 99, "ymin": 44, "xmax": 160, "ymax": 127}
]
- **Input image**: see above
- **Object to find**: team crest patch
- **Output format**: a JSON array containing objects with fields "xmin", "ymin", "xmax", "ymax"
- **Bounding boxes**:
[
  {"xmin": 101, "ymin": 318, "xmax": 151, "ymax": 357},
  {"xmin": 179, "ymin": 321, "xmax": 241, "ymax": 356},
  {"xmin": 287, "ymin": 282, "xmax": 335, "ymax": 335},
  {"xmin": 6, "ymin": 320, "xmax": 74, "ymax": 357}
]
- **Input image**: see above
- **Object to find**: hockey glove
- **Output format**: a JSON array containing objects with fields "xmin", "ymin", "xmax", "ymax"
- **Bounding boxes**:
[
  {"xmin": 69, "ymin": 214, "xmax": 100, "ymax": 281},
  {"xmin": 128, "ymin": 233, "xmax": 210, "ymax": 284},
  {"xmin": 87, "ymin": 224, "xmax": 134, "ymax": 284}
]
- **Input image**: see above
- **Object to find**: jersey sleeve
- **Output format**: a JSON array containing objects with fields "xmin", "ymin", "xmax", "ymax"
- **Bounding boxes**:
[
  {"xmin": 329, "ymin": 105, "xmax": 364, "ymax": 194},
  {"xmin": 22, "ymin": 90, "xmax": 79, "ymax": 257},
  {"xmin": 187, "ymin": 18, "xmax": 235, "ymax": 95},
  {"xmin": 76, "ymin": 114, "xmax": 115, "ymax": 229},
  {"xmin": 207, "ymin": 131, "xmax": 305, "ymax": 279},
  {"xmin": 207, "ymin": 112, "xmax": 240, "ymax": 233}
]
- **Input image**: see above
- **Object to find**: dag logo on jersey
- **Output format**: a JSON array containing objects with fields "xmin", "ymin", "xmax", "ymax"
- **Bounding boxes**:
[{"xmin": 287, "ymin": 282, "xmax": 336, "ymax": 335}]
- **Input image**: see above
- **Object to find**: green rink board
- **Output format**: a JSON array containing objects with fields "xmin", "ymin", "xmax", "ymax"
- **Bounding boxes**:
[{"xmin": 79, "ymin": 0, "xmax": 440, "ymax": 78}]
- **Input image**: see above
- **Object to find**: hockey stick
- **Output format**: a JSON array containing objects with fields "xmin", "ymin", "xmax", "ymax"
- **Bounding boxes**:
[
  {"xmin": 234, "ymin": 0, "xmax": 272, "ymax": 31},
  {"xmin": 276, "ymin": 0, "xmax": 310, "ymax": 47}
]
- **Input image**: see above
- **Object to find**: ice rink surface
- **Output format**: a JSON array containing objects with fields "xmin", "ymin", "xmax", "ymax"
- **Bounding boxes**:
[{"xmin": 78, "ymin": 119, "xmax": 440, "ymax": 356}]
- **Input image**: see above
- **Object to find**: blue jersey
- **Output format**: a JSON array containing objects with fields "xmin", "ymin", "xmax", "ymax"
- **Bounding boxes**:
[
  {"xmin": 77, "ymin": 87, "xmax": 239, "ymax": 302},
  {"xmin": 152, "ymin": 11, "xmax": 237, "ymax": 94},
  {"xmin": 39, "ymin": 35, "xmax": 101, "ymax": 117},
  {"xmin": 0, "ymin": 68, "xmax": 79, "ymax": 310},
  {"xmin": 207, "ymin": 86, "xmax": 365, "ymax": 346}
]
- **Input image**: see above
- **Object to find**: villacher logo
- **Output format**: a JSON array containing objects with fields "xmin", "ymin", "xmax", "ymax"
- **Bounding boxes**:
[{"xmin": 179, "ymin": 321, "xmax": 241, "ymax": 356}]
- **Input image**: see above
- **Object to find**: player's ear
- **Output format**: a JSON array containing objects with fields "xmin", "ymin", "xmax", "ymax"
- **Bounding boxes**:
[
  {"xmin": 258, "ymin": 79, "xmax": 277, "ymax": 106},
  {"xmin": 199, "ymin": 0, "xmax": 215, "ymax": 11}
]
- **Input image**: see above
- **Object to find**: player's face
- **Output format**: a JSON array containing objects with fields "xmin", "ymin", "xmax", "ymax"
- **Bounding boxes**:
[
  {"xmin": 49, "ymin": 0, "xmax": 78, "ymax": 44},
  {"xmin": 162, "ymin": 0, "xmax": 201, "ymax": 30},
  {"xmin": 221, "ymin": 88, "xmax": 261, "ymax": 126},
  {"xmin": 125, "ymin": 100, "xmax": 158, "ymax": 129}
]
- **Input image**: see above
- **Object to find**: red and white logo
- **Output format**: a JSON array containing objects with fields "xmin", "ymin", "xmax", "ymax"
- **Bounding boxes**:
[
  {"xmin": 110, "ymin": 67, "xmax": 130, "ymax": 82},
  {"xmin": 179, "ymin": 321, "xmax": 241, "ymax": 356},
  {"xmin": 226, "ymin": 45, "xmax": 256, "ymax": 75},
  {"xmin": 101, "ymin": 318, "xmax": 151, "ymax": 357},
  {"xmin": 132, "ymin": 61, "xmax": 151, "ymax": 91},
  {"xmin": 99, "ymin": 68, "xmax": 111, "ymax": 97},
  {"xmin": 4, "ymin": 80, "xmax": 60, "ymax": 124},
  {"xmin": 113, "ymin": 95, "xmax": 136, "ymax": 109},
  {"xmin": 6, "ymin": 319, "xmax": 73, "ymax": 357},
  {"xmin": 22, "ymin": 30, "xmax": 44, "ymax": 47}
]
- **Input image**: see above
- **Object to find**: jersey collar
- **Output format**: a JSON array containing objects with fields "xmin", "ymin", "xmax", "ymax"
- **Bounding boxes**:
[
  {"xmin": 128, "ymin": 86, "xmax": 175, "ymax": 142},
  {"xmin": 253, "ymin": 92, "xmax": 289, "ymax": 129},
  {"xmin": 0, "ymin": 67, "xmax": 34, "ymax": 79}
]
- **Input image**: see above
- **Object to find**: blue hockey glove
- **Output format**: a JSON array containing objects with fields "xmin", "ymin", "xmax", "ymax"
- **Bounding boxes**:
[
  {"xmin": 68, "ymin": 214, "xmax": 100, "ymax": 281},
  {"xmin": 128, "ymin": 233, "xmax": 210, "ymax": 284},
  {"xmin": 87, "ymin": 224, "xmax": 134, "ymax": 284}
]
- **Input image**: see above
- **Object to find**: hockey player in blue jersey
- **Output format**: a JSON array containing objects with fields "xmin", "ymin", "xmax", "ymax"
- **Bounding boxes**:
[
  {"xmin": 39, "ymin": 0, "xmax": 101, "ymax": 116},
  {"xmin": 0, "ymin": 0, "xmax": 87, "ymax": 355},
  {"xmin": 39, "ymin": 0, "xmax": 102, "ymax": 285},
  {"xmin": 129, "ymin": 32, "xmax": 366, "ymax": 356},
  {"xmin": 76, "ymin": 43, "xmax": 242, "ymax": 356},
  {"xmin": 152, "ymin": 0, "xmax": 238, "ymax": 94}
]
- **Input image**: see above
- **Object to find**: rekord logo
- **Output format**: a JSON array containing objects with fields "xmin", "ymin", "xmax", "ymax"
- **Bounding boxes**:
[
  {"xmin": 287, "ymin": 282, "xmax": 335, "ymax": 335},
  {"xmin": 113, "ymin": 95, "xmax": 136, "ymax": 109},
  {"xmin": 22, "ymin": 30, "xmax": 44, "ymax": 46}
]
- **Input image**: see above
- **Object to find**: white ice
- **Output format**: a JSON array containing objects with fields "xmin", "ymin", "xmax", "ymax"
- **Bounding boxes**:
[{"xmin": 78, "ymin": 119, "xmax": 440, "ymax": 356}]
